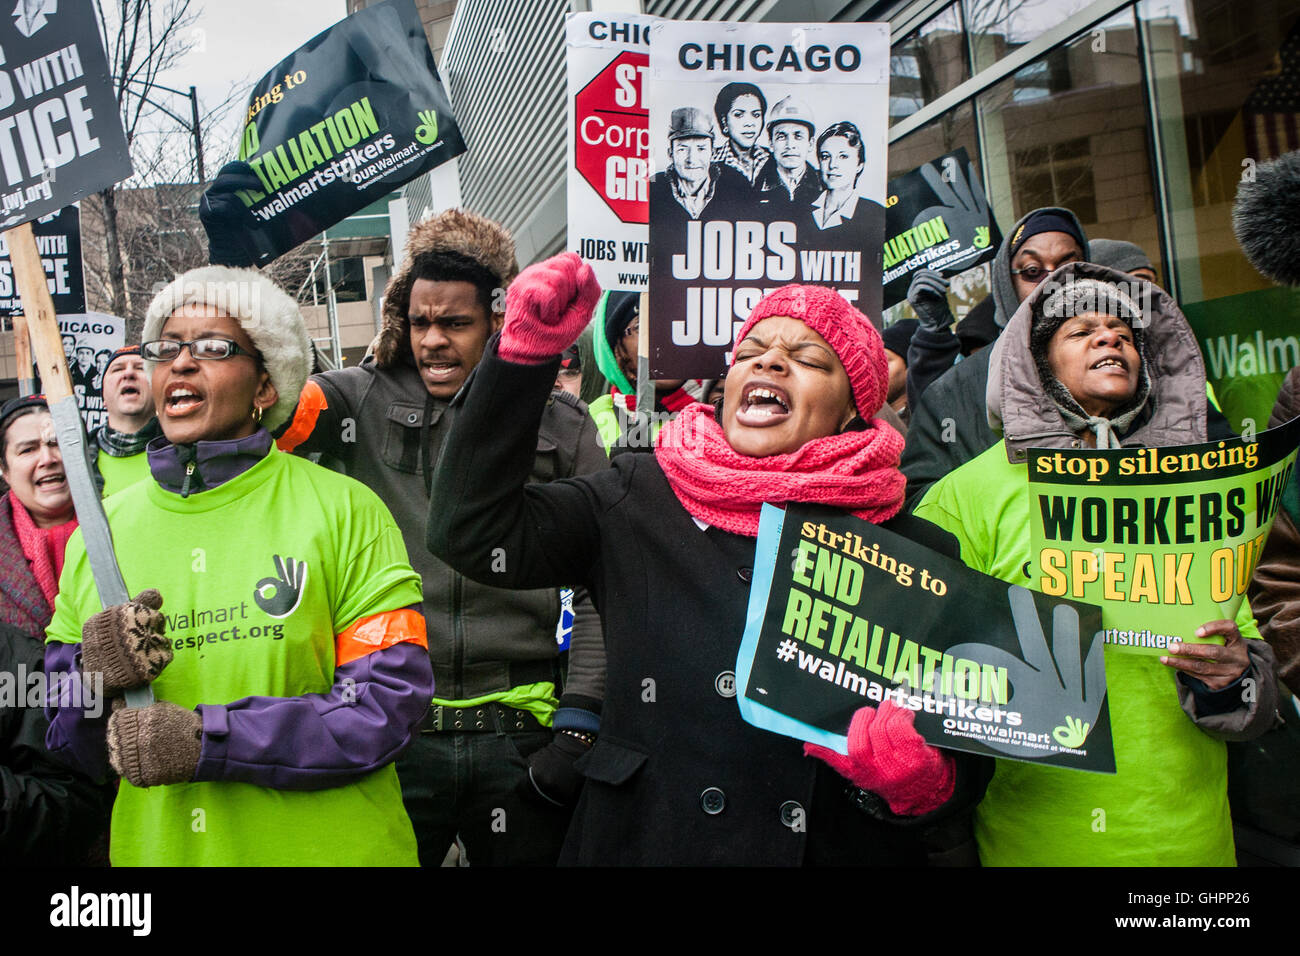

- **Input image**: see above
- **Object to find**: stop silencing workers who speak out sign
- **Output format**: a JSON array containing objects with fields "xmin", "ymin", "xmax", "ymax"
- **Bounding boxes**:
[{"xmin": 0, "ymin": 0, "xmax": 132, "ymax": 228}]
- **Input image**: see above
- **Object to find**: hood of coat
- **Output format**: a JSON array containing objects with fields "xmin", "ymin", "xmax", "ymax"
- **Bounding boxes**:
[
  {"xmin": 987, "ymin": 260, "xmax": 1207, "ymax": 460},
  {"xmin": 990, "ymin": 206, "xmax": 1091, "ymax": 329},
  {"xmin": 375, "ymin": 209, "xmax": 520, "ymax": 369}
]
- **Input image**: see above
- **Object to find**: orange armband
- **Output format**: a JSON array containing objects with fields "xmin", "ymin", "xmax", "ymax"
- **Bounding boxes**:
[
  {"xmin": 277, "ymin": 380, "xmax": 328, "ymax": 454},
  {"xmin": 336, "ymin": 608, "xmax": 427, "ymax": 667}
]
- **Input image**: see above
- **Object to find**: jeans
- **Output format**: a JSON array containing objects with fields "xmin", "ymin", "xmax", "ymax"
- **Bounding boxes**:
[{"xmin": 396, "ymin": 729, "xmax": 573, "ymax": 867}]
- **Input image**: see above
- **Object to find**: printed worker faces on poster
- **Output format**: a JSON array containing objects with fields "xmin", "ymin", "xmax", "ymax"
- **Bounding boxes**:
[
  {"xmin": 1028, "ymin": 416, "xmax": 1300, "ymax": 656},
  {"xmin": 647, "ymin": 22, "xmax": 889, "ymax": 379},
  {"xmin": 57, "ymin": 310, "xmax": 125, "ymax": 433},
  {"xmin": 566, "ymin": 12, "xmax": 655, "ymax": 292}
]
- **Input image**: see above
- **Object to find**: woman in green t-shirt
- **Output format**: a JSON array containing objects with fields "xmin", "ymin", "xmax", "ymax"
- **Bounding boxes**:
[
  {"xmin": 914, "ymin": 262, "xmax": 1279, "ymax": 865},
  {"xmin": 45, "ymin": 267, "xmax": 433, "ymax": 866}
]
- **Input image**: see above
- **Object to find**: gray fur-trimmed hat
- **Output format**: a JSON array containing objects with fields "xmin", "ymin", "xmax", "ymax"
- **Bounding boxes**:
[
  {"xmin": 142, "ymin": 266, "xmax": 313, "ymax": 432},
  {"xmin": 1030, "ymin": 276, "xmax": 1150, "ymax": 424}
]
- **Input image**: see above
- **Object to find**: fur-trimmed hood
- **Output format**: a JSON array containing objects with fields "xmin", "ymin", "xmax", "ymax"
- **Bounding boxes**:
[
  {"xmin": 376, "ymin": 209, "xmax": 519, "ymax": 368},
  {"xmin": 987, "ymin": 260, "xmax": 1207, "ymax": 460}
]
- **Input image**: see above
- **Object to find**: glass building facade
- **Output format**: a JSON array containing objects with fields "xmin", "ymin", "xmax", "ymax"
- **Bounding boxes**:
[{"xmin": 877, "ymin": 0, "xmax": 1300, "ymax": 430}]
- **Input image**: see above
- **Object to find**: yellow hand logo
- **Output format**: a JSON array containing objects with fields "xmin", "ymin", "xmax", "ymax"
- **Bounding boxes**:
[
  {"xmin": 415, "ymin": 110, "xmax": 439, "ymax": 145},
  {"xmin": 1052, "ymin": 714, "xmax": 1091, "ymax": 748}
]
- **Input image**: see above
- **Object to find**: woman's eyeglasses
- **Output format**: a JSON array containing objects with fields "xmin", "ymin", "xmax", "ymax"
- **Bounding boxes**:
[{"xmin": 141, "ymin": 338, "xmax": 254, "ymax": 362}]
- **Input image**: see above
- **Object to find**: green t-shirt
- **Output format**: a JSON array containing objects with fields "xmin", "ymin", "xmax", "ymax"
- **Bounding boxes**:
[
  {"xmin": 97, "ymin": 448, "xmax": 152, "ymax": 498},
  {"xmin": 48, "ymin": 448, "xmax": 424, "ymax": 866},
  {"xmin": 587, "ymin": 394, "xmax": 621, "ymax": 454},
  {"xmin": 916, "ymin": 442, "xmax": 1253, "ymax": 867}
]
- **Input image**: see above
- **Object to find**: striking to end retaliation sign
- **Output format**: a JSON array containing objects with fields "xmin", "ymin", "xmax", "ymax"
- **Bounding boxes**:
[{"xmin": 0, "ymin": 0, "xmax": 132, "ymax": 228}]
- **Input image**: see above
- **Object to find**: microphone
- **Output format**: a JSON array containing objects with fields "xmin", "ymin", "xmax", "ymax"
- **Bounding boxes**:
[{"xmin": 1233, "ymin": 150, "xmax": 1300, "ymax": 287}]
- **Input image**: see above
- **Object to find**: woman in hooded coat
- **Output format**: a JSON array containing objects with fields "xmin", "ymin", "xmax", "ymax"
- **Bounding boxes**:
[{"xmin": 913, "ymin": 262, "xmax": 1279, "ymax": 865}]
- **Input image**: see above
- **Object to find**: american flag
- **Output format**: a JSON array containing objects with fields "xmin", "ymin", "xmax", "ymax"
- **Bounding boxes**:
[{"xmin": 1244, "ymin": 25, "xmax": 1300, "ymax": 160}]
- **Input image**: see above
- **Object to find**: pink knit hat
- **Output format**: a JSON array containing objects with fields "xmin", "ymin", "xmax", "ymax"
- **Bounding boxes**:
[{"xmin": 733, "ymin": 285, "xmax": 888, "ymax": 417}]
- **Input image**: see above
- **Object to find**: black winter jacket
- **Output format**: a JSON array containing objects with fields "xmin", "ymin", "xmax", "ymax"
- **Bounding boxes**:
[
  {"xmin": 1, "ymin": 623, "xmax": 112, "ymax": 864},
  {"xmin": 282, "ymin": 358, "xmax": 610, "ymax": 702},
  {"xmin": 429, "ymin": 343, "xmax": 992, "ymax": 865}
]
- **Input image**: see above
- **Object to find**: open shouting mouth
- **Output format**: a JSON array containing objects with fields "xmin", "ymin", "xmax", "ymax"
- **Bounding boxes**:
[{"xmin": 736, "ymin": 381, "xmax": 792, "ymax": 427}]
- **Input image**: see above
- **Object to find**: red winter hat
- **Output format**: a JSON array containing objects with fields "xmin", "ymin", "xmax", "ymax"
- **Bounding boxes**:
[{"xmin": 733, "ymin": 285, "xmax": 887, "ymax": 418}]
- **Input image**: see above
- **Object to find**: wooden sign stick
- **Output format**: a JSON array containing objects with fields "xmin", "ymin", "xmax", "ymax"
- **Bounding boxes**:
[
  {"xmin": 7, "ymin": 220, "xmax": 152, "ymax": 708},
  {"xmin": 13, "ymin": 306, "xmax": 36, "ymax": 396}
]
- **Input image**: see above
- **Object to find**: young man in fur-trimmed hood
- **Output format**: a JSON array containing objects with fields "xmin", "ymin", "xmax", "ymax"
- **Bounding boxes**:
[{"xmin": 276, "ymin": 209, "xmax": 609, "ymax": 866}]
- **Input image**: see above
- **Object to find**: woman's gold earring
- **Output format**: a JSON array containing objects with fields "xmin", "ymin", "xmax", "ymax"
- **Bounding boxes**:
[{"xmin": 252, "ymin": 404, "xmax": 263, "ymax": 424}]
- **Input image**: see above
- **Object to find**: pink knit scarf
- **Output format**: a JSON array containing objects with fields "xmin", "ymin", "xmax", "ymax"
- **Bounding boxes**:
[
  {"xmin": 9, "ymin": 495, "xmax": 77, "ymax": 609},
  {"xmin": 654, "ymin": 403, "xmax": 906, "ymax": 537}
]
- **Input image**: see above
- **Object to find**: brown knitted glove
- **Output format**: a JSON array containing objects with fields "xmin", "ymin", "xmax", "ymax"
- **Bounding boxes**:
[
  {"xmin": 80, "ymin": 589, "xmax": 171, "ymax": 695},
  {"xmin": 107, "ymin": 700, "xmax": 202, "ymax": 788}
]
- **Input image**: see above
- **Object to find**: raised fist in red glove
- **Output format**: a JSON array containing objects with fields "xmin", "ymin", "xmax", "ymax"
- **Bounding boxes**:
[
  {"xmin": 498, "ymin": 252, "xmax": 602, "ymax": 364},
  {"xmin": 805, "ymin": 700, "xmax": 955, "ymax": 817}
]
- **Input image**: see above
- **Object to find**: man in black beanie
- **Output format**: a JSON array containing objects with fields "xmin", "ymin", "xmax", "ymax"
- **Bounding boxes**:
[{"xmin": 901, "ymin": 207, "xmax": 1089, "ymax": 508}]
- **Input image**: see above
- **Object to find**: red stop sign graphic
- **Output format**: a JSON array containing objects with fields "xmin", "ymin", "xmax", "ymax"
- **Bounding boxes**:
[{"xmin": 574, "ymin": 50, "xmax": 649, "ymax": 224}]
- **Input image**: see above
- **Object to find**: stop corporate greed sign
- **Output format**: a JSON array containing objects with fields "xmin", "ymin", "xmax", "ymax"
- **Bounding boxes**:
[
  {"xmin": 0, "ymin": 0, "xmax": 133, "ymax": 228},
  {"xmin": 231, "ymin": 0, "xmax": 465, "ymax": 261},
  {"xmin": 566, "ymin": 12, "xmax": 654, "ymax": 291},
  {"xmin": 738, "ymin": 505, "xmax": 1115, "ymax": 773},
  {"xmin": 647, "ymin": 21, "xmax": 889, "ymax": 379}
]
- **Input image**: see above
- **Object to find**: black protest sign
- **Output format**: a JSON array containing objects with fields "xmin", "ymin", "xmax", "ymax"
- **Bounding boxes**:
[
  {"xmin": 881, "ymin": 148, "xmax": 1000, "ymax": 310},
  {"xmin": 646, "ymin": 21, "xmax": 890, "ymax": 380},
  {"xmin": 737, "ymin": 504, "xmax": 1115, "ymax": 774},
  {"xmin": 0, "ymin": 0, "xmax": 132, "ymax": 228},
  {"xmin": 0, "ymin": 205, "xmax": 83, "ymax": 314},
  {"xmin": 229, "ymin": 0, "xmax": 466, "ymax": 262}
]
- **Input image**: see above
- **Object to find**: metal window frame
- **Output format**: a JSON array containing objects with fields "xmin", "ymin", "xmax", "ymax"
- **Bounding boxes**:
[
  {"xmin": 887, "ymin": 0, "xmax": 1135, "ymax": 144},
  {"xmin": 1134, "ymin": 2, "xmax": 1184, "ymax": 304}
]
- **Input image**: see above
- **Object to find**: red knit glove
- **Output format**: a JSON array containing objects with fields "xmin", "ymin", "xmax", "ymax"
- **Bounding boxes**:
[
  {"xmin": 805, "ymin": 701, "xmax": 955, "ymax": 816},
  {"xmin": 498, "ymin": 252, "xmax": 602, "ymax": 364}
]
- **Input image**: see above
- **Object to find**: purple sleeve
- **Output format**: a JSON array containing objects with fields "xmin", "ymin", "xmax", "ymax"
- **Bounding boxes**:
[
  {"xmin": 42, "ymin": 641, "xmax": 112, "ymax": 782},
  {"xmin": 192, "ymin": 640, "xmax": 433, "ymax": 790}
]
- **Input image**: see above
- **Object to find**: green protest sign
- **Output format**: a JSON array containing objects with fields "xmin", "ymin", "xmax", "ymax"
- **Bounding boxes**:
[
  {"xmin": 737, "ymin": 504, "xmax": 1115, "ymax": 774},
  {"xmin": 1027, "ymin": 417, "xmax": 1300, "ymax": 656}
]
